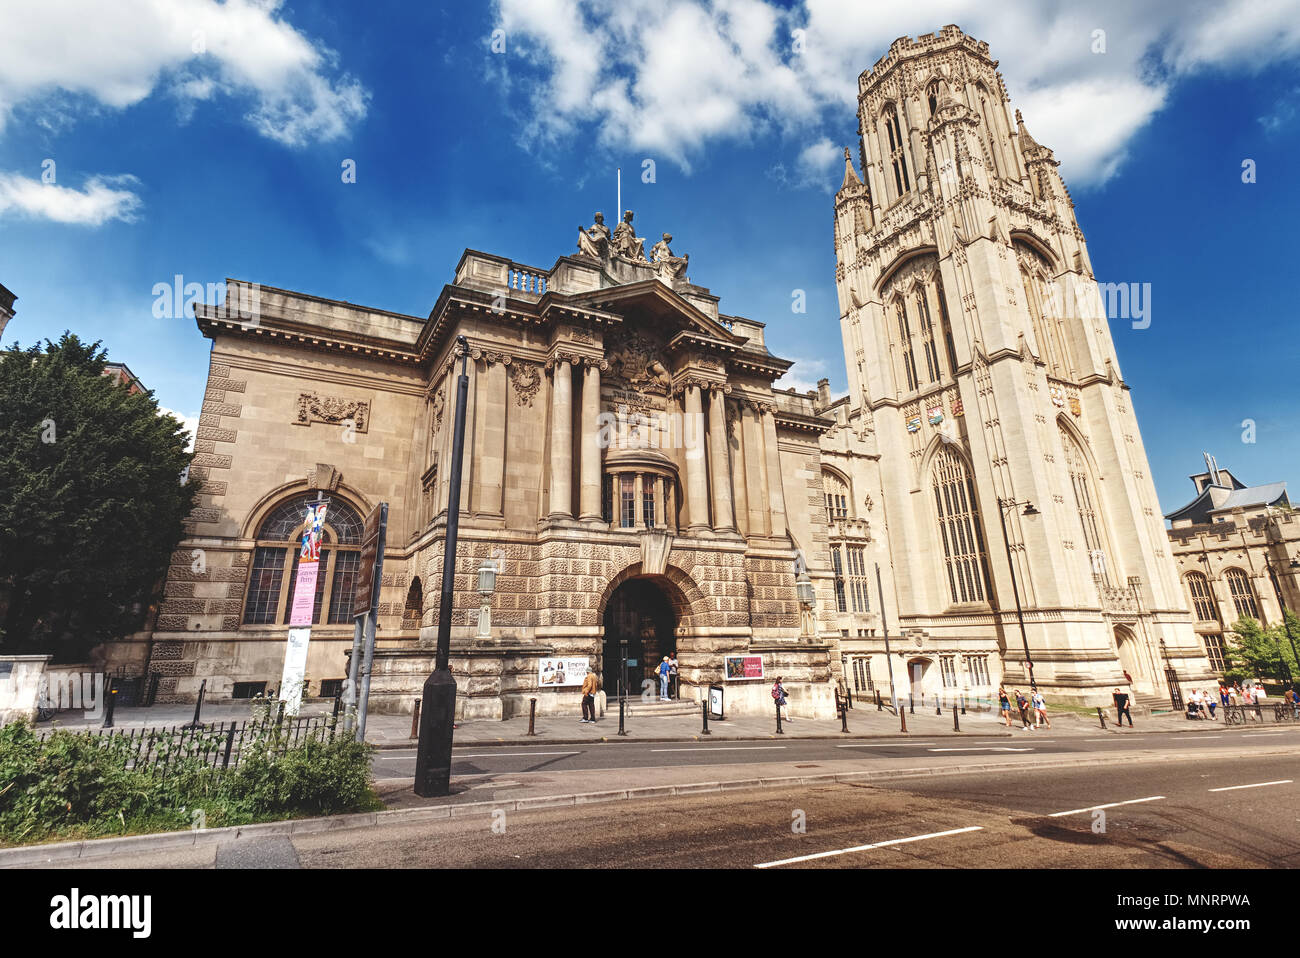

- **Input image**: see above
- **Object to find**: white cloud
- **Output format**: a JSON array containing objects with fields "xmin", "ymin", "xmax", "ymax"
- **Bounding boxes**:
[
  {"xmin": 158, "ymin": 407, "xmax": 198, "ymax": 453},
  {"xmin": 0, "ymin": 172, "xmax": 142, "ymax": 225},
  {"xmin": 775, "ymin": 356, "xmax": 830, "ymax": 394},
  {"xmin": 794, "ymin": 136, "xmax": 840, "ymax": 189},
  {"xmin": 0, "ymin": 0, "xmax": 367, "ymax": 147},
  {"xmin": 492, "ymin": 0, "xmax": 1300, "ymax": 186}
]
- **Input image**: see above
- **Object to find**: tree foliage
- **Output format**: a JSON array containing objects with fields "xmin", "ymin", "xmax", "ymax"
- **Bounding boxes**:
[
  {"xmin": 1224, "ymin": 613, "xmax": 1300, "ymax": 683},
  {"xmin": 0, "ymin": 334, "xmax": 197, "ymax": 659}
]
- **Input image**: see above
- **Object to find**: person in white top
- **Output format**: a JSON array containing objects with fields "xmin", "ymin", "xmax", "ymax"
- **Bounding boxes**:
[{"xmin": 1254, "ymin": 683, "xmax": 1267, "ymax": 702}]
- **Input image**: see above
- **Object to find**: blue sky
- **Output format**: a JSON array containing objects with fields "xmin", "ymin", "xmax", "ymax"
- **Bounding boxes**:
[{"xmin": 1, "ymin": 0, "xmax": 1298, "ymax": 515}]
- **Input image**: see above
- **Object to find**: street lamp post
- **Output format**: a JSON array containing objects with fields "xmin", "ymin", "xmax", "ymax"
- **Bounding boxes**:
[{"xmin": 997, "ymin": 497, "xmax": 1040, "ymax": 692}]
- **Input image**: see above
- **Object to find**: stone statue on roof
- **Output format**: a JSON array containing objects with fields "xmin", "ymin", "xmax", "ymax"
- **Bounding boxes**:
[
  {"xmin": 577, "ymin": 211, "xmax": 611, "ymax": 260},
  {"xmin": 650, "ymin": 232, "xmax": 688, "ymax": 284},
  {"xmin": 611, "ymin": 210, "xmax": 647, "ymax": 262}
]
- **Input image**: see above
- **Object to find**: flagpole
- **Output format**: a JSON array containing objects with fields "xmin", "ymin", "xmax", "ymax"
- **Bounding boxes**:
[{"xmin": 617, "ymin": 167, "xmax": 621, "ymax": 221}]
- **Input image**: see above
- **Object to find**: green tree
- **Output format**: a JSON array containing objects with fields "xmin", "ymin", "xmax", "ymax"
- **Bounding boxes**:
[
  {"xmin": 0, "ymin": 334, "xmax": 197, "ymax": 660},
  {"xmin": 1223, "ymin": 615, "xmax": 1299, "ymax": 683}
]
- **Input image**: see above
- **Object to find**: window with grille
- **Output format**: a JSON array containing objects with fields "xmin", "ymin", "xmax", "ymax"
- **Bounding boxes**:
[
  {"xmin": 642, "ymin": 477, "xmax": 656, "ymax": 529},
  {"xmin": 1060, "ymin": 424, "xmax": 1110, "ymax": 585},
  {"xmin": 965, "ymin": 655, "xmax": 990, "ymax": 687},
  {"xmin": 1203, "ymin": 634, "xmax": 1227, "ymax": 674},
  {"xmin": 831, "ymin": 548, "xmax": 847, "ymax": 613},
  {"xmin": 931, "ymin": 448, "xmax": 989, "ymax": 604},
  {"xmin": 847, "ymin": 545, "xmax": 870, "ymax": 612},
  {"xmin": 883, "ymin": 106, "xmax": 910, "ymax": 197},
  {"xmin": 1184, "ymin": 572, "xmax": 1218, "ymax": 624},
  {"xmin": 850, "ymin": 657, "xmax": 874, "ymax": 694},
  {"xmin": 1225, "ymin": 568, "xmax": 1259, "ymax": 619},
  {"xmin": 823, "ymin": 470, "xmax": 850, "ymax": 522},
  {"xmin": 619, "ymin": 475, "xmax": 636, "ymax": 528},
  {"xmin": 940, "ymin": 655, "xmax": 958, "ymax": 688},
  {"xmin": 241, "ymin": 495, "xmax": 365, "ymax": 627}
]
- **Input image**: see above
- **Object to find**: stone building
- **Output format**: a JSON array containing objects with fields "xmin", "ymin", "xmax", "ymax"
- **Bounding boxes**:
[
  {"xmin": 1166, "ymin": 454, "xmax": 1299, "ymax": 676},
  {"xmin": 105, "ymin": 25, "xmax": 1209, "ymax": 715},
  {"xmin": 0, "ymin": 282, "xmax": 15, "ymax": 343}
]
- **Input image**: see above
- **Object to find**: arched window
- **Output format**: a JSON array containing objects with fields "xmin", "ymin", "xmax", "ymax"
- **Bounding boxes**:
[
  {"xmin": 894, "ymin": 297, "xmax": 918, "ymax": 392},
  {"xmin": 931, "ymin": 447, "xmax": 989, "ymax": 604},
  {"xmin": 1059, "ymin": 424, "xmax": 1110, "ymax": 584},
  {"xmin": 975, "ymin": 83, "xmax": 1005, "ymax": 180},
  {"xmin": 882, "ymin": 105, "xmax": 911, "ymax": 198},
  {"xmin": 915, "ymin": 286, "xmax": 940, "ymax": 383},
  {"xmin": 1184, "ymin": 572, "xmax": 1218, "ymax": 623},
  {"xmin": 403, "ymin": 577, "xmax": 423, "ymax": 628},
  {"xmin": 242, "ymin": 494, "xmax": 364, "ymax": 626},
  {"xmin": 926, "ymin": 80, "xmax": 940, "ymax": 117},
  {"xmin": 823, "ymin": 470, "xmax": 850, "ymax": 523},
  {"xmin": 935, "ymin": 276, "xmax": 959, "ymax": 372},
  {"xmin": 1018, "ymin": 246, "xmax": 1073, "ymax": 380},
  {"xmin": 1224, "ymin": 568, "xmax": 1259, "ymax": 620}
]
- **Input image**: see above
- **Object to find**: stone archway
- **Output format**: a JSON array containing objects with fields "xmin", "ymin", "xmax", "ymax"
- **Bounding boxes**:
[
  {"xmin": 1115, "ymin": 625, "xmax": 1147, "ymax": 693},
  {"xmin": 597, "ymin": 562, "xmax": 705, "ymax": 699}
]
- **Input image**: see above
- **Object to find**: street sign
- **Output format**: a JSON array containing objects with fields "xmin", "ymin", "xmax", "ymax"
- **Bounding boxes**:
[{"xmin": 353, "ymin": 504, "xmax": 384, "ymax": 616}]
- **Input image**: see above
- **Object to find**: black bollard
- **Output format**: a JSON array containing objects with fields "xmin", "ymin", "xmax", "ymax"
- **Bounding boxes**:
[
  {"xmin": 101, "ymin": 682, "xmax": 117, "ymax": 729},
  {"xmin": 527, "ymin": 697, "xmax": 537, "ymax": 736},
  {"xmin": 1097, "ymin": 706, "xmax": 1107, "ymax": 729},
  {"xmin": 909, "ymin": 695, "xmax": 915, "ymax": 715},
  {"xmin": 900, "ymin": 700, "xmax": 908, "ymax": 733},
  {"xmin": 961, "ymin": 693, "xmax": 966, "ymax": 715},
  {"xmin": 184, "ymin": 679, "xmax": 207, "ymax": 729},
  {"xmin": 953, "ymin": 704, "xmax": 959, "ymax": 732},
  {"xmin": 936, "ymin": 697, "xmax": 942, "ymax": 716},
  {"xmin": 701, "ymin": 700, "xmax": 711, "ymax": 735},
  {"xmin": 775, "ymin": 696, "xmax": 784, "ymax": 734},
  {"xmin": 840, "ymin": 699, "xmax": 849, "ymax": 733},
  {"xmin": 876, "ymin": 689, "xmax": 882, "ymax": 711},
  {"xmin": 618, "ymin": 694, "xmax": 627, "ymax": 736},
  {"xmin": 846, "ymin": 687, "xmax": 853, "ymax": 710},
  {"xmin": 410, "ymin": 698, "xmax": 422, "ymax": 740}
]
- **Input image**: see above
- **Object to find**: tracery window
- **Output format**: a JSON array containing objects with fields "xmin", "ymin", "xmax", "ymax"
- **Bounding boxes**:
[
  {"xmin": 1225, "ymin": 568, "xmax": 1259, "ymax": 620},
  {"xmin": 242, "ymin": 494, "xmax": 364, "ymax": 626},
  {"xmin": 823, "ymin": 470, "xmax": 850, "ymax": 523},
  {"xmin": 1059, "ymin": 424, "xmax": 1110, "ymax": 585},
  {"xmin": 931, "ymin": 448, "xmax": 989, "ymax": 604},
  {"xmin": 883, "ymin": 105, "xmax": 911, "ymax": 198},
  {"xmin": 916, "ymin": 287, "xmax": 940, "ymax": 383},
  {"xmin": 895, "ymin": 298, "xmax": 919, "ymax": 392},
  {"xmin": 1184, "ymin": 571, "xmax": 1218, "ymax": 624}
]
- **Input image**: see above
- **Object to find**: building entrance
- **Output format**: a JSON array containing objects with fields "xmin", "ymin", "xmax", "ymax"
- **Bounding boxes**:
[{"xmin": 602, "ymin": 578, "xmax": 677, "ymax": 700}]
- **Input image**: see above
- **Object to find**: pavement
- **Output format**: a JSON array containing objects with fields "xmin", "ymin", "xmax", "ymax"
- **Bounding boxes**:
[{"xmin": 34, "ymin": 696, "xmax": 1233, "ymax": 748}]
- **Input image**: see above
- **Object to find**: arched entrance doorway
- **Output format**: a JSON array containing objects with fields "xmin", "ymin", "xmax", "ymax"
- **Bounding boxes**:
[
  {"xmin": 1115, "ymin": 626, "xmax": 1145, "ymax": 691},
  {"xmin": 907, "ymin": 658, "xmax": 932, "ymax": 704},
  {"xmin": 602, "ymin": 578, "xmax": 677, "ymax": 699}
]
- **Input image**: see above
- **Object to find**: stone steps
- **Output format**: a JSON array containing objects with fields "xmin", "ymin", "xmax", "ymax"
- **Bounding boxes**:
[{"xmin": 621, "ymin": 698, "xmax": 700, "ymax": 717}]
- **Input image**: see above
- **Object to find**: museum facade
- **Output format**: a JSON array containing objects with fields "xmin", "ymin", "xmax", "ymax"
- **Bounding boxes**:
[{"xmin": 105, "ymin": 25, "xmax": 1212, "ymax": 717}]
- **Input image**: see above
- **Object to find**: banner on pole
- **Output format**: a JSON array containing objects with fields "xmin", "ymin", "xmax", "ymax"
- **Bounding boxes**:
[
  {"xmin": 282, "ymin": 499, "xmax": 328, "ymax": 713},
  {"xmin": 280, "ymin": 627, "xmax": 311, "ymax": 715}
]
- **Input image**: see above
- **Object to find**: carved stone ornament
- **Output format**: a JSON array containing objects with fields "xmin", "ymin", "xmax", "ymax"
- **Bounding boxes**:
[
  {"xmin": 606, "ymin": 329, "xmax": 672, "ymax": 397},
  {"xmin": 295, "ymin": 393, "xmax": 369, "ymax": 432},
  {"xmin": 510, "ymin": 362, "xmax": 542, "ymax": 407},
  {"xmin": 308, "ymin": 463, "xmax": 342, "ymax": 492}
]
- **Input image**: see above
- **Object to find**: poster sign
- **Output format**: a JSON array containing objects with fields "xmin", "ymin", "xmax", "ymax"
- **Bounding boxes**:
[
  {"xmin": 709, "ymin": 685, "xmax": 725, "ymax": 718},
  {"xmin": 723, "ymin": 654, "xmax": 765, "ymax": 681},
  {"xmin": 538, "ymin": 657, "xmax": 590, "ymax": 688},
  {"xmin": 288, "ymin": 561, "xmax": 320, "ymax": 628},
  {"xmin": 279, "ymin": 627, "xmax": 311, "ymax": 715}
]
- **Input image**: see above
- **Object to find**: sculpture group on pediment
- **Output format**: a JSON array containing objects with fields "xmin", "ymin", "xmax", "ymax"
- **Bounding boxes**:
[
  {"xmin": 606, "ymin": 328, "xmax": 672, "ymax": 398},
  {"xmin": 577, "ymin": 210, "xmax": 689, "ymax": 285}
]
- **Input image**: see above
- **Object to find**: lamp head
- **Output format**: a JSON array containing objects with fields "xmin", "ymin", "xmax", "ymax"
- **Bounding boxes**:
[{"xmin": 1022, "ymin": 503, "xmax": 1040, "ymax": 517}]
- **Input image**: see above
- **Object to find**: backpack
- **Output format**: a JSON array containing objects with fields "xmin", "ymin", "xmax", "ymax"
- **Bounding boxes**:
[{"xmin": 771, "ymin": 685, "xmax": 782, "ymax": 700}]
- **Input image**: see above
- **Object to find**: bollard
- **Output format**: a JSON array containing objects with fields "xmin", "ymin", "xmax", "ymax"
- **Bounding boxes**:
[
  {"xmin": 184, "ymin": 679, "xmax": 207, "ymax": 729},
  {"xmin": 909, "ymin": 695, "xmax": 915, "ymax": 715},
  {"xmin": 953, "ymin": 704, "xmax": 959, "ymax": 732},
  {"xmin": 1097, "ymin": 706, "xmax": 1107, "ymax": 729},
  {"xmin": 876, "ymin": 689, "xmax": 882, "ymax": 711},
  {"xmin": 961, "ymin": 693, "xmax": 966, "ymax": 715},
  {"xmin": 101, "ymin": 682, "xmax": 118, "ymax": 729},
  {"xmin": 410, "ymin": 698, "xmax": 422, "ymax": 740},
  {"xmin": 900, "ymin": 700, "xmax": 908, "ymax": 733},
  {"xmin": 846, "ymin": 687, "xmax": 853, "ymax": 710},
  {"xmin": 701, "ymin": 700, "xmax": 711, "ymax": 735},
  {"xmin": 527, "ymin": 697, "xmax": 537, "ymax": 736},
  {"xmin": 775, "ymin": 696, "xmax": 784, "ymax": 734},
  {"xmin": 840, "ymin": 699, "xmax": 849, "ymax": 733},
  {"xmin": 618, "ymin": 695, "xmax": 627, "ymax": 736},
  {"xmin": 936, "ymin": 697, "xmax": 942, "ymax": 716}
]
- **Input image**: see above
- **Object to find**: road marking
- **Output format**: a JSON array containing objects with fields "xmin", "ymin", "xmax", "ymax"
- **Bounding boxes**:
[
  {"xmin": 1048, "ymin": 796, "xmax": 1164, "ymax": 817},
  {"xmin": 836, "ymin": 742, "xmax": 935, "ymax": 748},
  {"xmin": 453, "ymin": 751, "xmax": 583, "ymax": 758},
  {"xmin": 1241, "ymin": 732, "xmax": 1285, "ymax": 738},
  {"xmin": 928, "ymin": 747, "xmax": 1034, "ymax": 753},
  {"xmin": 754, "ymin": 826, "xmax": 983, "ymax": 869},
  {"xmin": 650, "ymin": 746, "xmax": 787, "ymax": 752},
  {"xmin": 1208, "ymin": 779, "xmax": 1293, "ymax": 793}
]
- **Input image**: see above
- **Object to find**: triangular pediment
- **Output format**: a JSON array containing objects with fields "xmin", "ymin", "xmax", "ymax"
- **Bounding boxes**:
[{"xmin": 561, "ymin": 279, "xmax": 742, "ymax": 346}]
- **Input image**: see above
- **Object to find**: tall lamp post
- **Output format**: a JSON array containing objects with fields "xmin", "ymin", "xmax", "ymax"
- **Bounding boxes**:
[
  {"xmin": 997, "ymin": 497, "xmax": 1040, "ymax": 691},
  {"xmin": 1263, "ymin": 552, "xmax": 1300, "ymax": 688},
  {"xmin": 415, "ymin": 335, "xmax": 470, "ymax": 797}
]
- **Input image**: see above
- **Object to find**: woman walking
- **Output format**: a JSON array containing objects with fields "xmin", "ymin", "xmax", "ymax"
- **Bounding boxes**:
[
  {"xmin": 998, "ymin": 686, "xmax": 1013, "ymax": 728},
  {"xmin": 772, "ymin": 676, "xmax": 792, "ymax": 722}
]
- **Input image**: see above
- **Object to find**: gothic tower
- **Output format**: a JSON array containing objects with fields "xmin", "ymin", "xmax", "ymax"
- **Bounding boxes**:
[{"xmin": 833, "ymin": 26, "xmax": 1208, "ymax": 702}]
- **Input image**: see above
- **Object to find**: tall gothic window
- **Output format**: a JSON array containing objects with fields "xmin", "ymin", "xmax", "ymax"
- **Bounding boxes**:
[
  {"xmin": 927, "ymin": 80, "xmax": 940, "ymax": 117},
  {"xmin": 976, "ymin": 85, "xmax": 1005, "ymax": 180},
  {"xmin": 1225, "ymin": 568, "xmax": 1260, "ymax": 620},
  {"xmin": 1018, "ymin": 247, "xmax": 1073, "ymax": 380},
  {"xmin": 1184, "ymin": 572, "xmax": 1218, "ymax": 624},
  {"xmin": 895, "ymin": 298, "xmax": 918, "ymax": 392},
  {"xmin": 831, "ymin": 548, "xmax": 848, "ymax": 612},
  {"xmin": 823, "ymin": 470, "xmax": 850, "ymax": 522},
  {"xmin": 242, "ymin": 494, "xmax": 364, "ymax": 626},
  {"xmin": 883, "ymin": 105, "xmax": 911, "ymax": 198},
  {"xmin": 931, "ymin": 447, "xmax": 989, "ymax": 604},
  {"xmin": 1059, "ymin": 424, "xmax": 1110, "ymax": 585},
  {"xmin": 916, "ymin": 288, "xmax": 940, "ymax": 383},
  {"xmin": 936, "ymin": 276, "xmax": 959, "ymax": 372}
]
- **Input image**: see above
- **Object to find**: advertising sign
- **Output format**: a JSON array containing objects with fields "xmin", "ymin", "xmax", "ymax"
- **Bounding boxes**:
[
  {"xmin": 279, "ymin": 627, "xmax": 311, "ymax": 715},
  {"xmin": 723, "ymin": 654, "xmax": 765, "ymax": 681},
  {"xmin": 288, "ymin": 560, "xmax": 320, "ymax": 628},
  {"xmin": 538, "ymin": 657, "xmax": 590, "ymax": 688},
  {"xmin": 709, "ymin": 685, "xmax": 725, "ymax": 718}
]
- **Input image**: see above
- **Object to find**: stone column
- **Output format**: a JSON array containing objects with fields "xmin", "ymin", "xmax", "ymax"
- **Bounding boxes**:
[
  {"xmin": 729, "ymin": 401, "xmax": 748, "ymax": 537},
  {"xmin": 742, "ymin": 404, "xmax": 768, "ymax": 535},
  {"xmin": 548, "ymin": 358, "xmax": 573, "ymax": 520},
  {"xmin": 474, "ymin": 358, "xmax": 507, "ymax": 516},
  {"xmin": 683, "ymin": 384, "xmax": 710, "ymax": 532},
  {"xmin": 578, "ymin": 362, "xmax": 603, "ymax": 522},
  {"xmin": 708, "ymin": 387, "xmax": 735, "ymax": 532},
  {"xmin": 760, "ymin": 404, "xmax": 787, "ymax": 537},
  {"xmin": 634, "ymin": 473, "xmax": 644, "ymax": 528},
  {"xmin": 666, "ymin": 480, "xmax": 677, "ymax": 532}
]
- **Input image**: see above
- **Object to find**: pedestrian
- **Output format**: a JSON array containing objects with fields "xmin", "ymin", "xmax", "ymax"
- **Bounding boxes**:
[
  {"xmin": 1014, "ymin": 689, "xmax": 1032, "ymax": 730},
  {"xmin": 1113, "ymin": 687, "xmax": 1134, "ymax": 727},
  {"xmin": 580, "ymin": 667, "xmax": 599, "ymax": 723},
  {"xmin": 1205, "ymin": 689, "xmax": 1216, "ymax": 720},
  {"xmin": 1219, "ymin": 683, "xmax": 1229, "ymax": 709},
  {"xmin": 657, "ymin": 655, "xmax": 671, "ymax": 701},
  {"xmin": 1032, "ymin": 688, "xmax": 1051, "ymax": 729},
  {"xmin": 998, "ymin": 686, "xmax": 1013, "ymax": 727},
  {"xmin": 772, "ymin": 676, "xmax": 792, "ymax": 722},
  {"xmin": 668, "ymin": 650, "xmax": 679, "ymax": 700}
]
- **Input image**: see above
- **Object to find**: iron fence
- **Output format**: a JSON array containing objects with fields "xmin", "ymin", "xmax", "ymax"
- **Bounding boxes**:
[{"xmin": 1219, "ymin": 704, "xmax": 1298, "ymax": 726}]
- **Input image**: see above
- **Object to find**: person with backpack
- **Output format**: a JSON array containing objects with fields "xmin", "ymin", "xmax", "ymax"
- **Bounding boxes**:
[
  {"xmin": 772, "ymin": 676, "xmax": 792, "ymax": 722},
  {"xmin": 657, "ymin": 656, "xmax": 672, "ymax": 701},
  {"xmin": 1013, "ymin": 689, "xmax": 1032, "ymax": 729},
  {"xmin": 1031, "ymin": 688, "xmax": 1051, "ymax": 729}
]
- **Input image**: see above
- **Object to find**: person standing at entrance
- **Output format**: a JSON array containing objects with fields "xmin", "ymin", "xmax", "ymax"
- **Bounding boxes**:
[
  {"xmin": 657, "ymin": 656, "xmax": 672, "ymax": 701},
  {"xmin": 668, "ymin": 651, "xmax": 679, "ymax": 700},
  {"xmin": 580, "ymin": 668, "xmax": 598, "ymax": 723},
  {"xmin": 1113, "ymin": 687, "xmax": 1133, "ymax": 727}
]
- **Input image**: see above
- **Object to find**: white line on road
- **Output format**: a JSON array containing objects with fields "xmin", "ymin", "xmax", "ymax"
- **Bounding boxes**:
[
  {"xmin": 836, "ymin": 742, "xmax": 935, "ymax": 748},
  {"xmin": 650, "ymin": 746, "xmax": 787, "ymax": 752},
  {"xmin": 1048, "ymin": 796, "xmax": 1165, "ymax": 817},
  {"xmin": 1208, "ymin": 779, "xmax": 1293, "ymax": 792},
  {"xmin": 754, "ymin": 826, "xmax": 983, "ymax": 868},
  {"xmin": 445, "ymin": 751, "xmax": 582, "ymax": 759},
  {"xmin": 928, "ymin": 747, "xmax": 1034, "ymax": 753},
  {"xmin": 1241, "ymin": 732, "xmax": 1285, "ymax": 738}
]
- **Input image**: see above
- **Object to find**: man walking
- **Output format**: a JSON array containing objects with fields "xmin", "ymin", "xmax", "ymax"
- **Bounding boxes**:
[
  {"xmin": 1014, "ymin": 689, "xmax": 1032, "ymax": 730},
  {"xmin": 1113, "ymin": 687, "xmax": 1134, "ymax": 727},
  {"xmin": 580, "ymin": 667, "xmax": 598, "ymax": 723}
]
